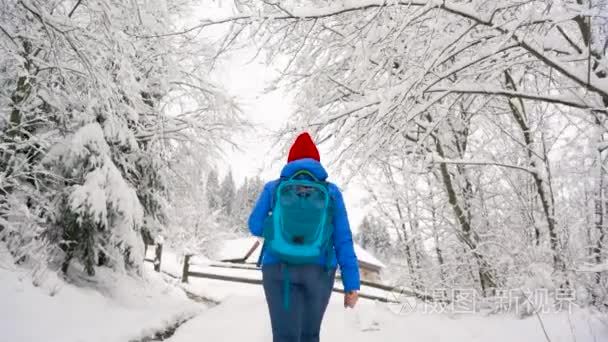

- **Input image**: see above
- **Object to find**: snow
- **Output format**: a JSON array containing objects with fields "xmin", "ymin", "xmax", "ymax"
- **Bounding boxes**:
[
  {"xmin": 154, "ymin": 247, "xmax": 390, "ymax": 301},
  {"xmin": 149, "ymin": 247, "xmax": 608, "ymax": 342},
  {"xmin": 354, "ymin": 243, "xmax": 386, "ymax": 269},
  {"xmin": 68, "ymin": 156, "xmax": 145, "ymax": 267},
  {"xmin": 3, "ymin": 244, "xmax": 608, "ymax": 342},
  {"xmin": 287, "ymin": 0, "xmax": 388, "ymax": 18},
  {"xmin": 578, "ymin": 262, "xmax": 608, "ymax": 273},
  {"xmin": 144, "ymin": 247, "xmax": 260, "ymax": 302},
  {"xmin": 1, "ymin": 246, "xmax": 202, "ymax": 342},
  {"xmin": 215, "ymin": 237, "xmax": 386, "ymax": 270},
  {"xmin": 245, "ymin": 241, "xmax": 263, "ymax": 263},
  {"xmin": 183, "ymin": 276, "xmax": 265, "ymax": 303},
  {"xmin": 213, "ymin": 236, "xmax": 261, "ymax": 262},
  {"xmin": 4, "ymin": 0, "xmax": 608, "ymax": 341},
  {"xmin": 167, "ymin": 293, "xmax": 608, "ymax": 342},
  {"xmin": 183, "ymin": 263, "xmax": 391, "ymax": 300}
]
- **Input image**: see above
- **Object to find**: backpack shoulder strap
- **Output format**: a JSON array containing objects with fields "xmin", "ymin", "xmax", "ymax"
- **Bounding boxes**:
[
  {"xmin": 289, "ymin": 170, "xmax": 319, "ymax": 182},
  {"xmin": 270, "ymin": 177, "xmax": 286, "ymax": 209},
  {"xmin": 256, "ymin": 242, "xmax": 265, "ymax": 268}
]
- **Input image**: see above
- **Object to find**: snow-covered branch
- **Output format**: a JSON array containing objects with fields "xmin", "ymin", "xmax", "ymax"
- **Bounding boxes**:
[
  {"xmin": 428, "ymin": 86, "xmax": 603, "ymax": 111},
  {"xmin": 431, "ymin": 155, "xmax": 538, "ymax": 175}
]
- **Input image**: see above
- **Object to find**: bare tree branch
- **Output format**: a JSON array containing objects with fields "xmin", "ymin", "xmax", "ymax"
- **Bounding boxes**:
[
  {"xmin": 428, "ymin": 86, "xmax": 602, "ymax": 110},
  {"xmin": 68, "ymin": 0, "xmax": 83, "ymax": 18}
]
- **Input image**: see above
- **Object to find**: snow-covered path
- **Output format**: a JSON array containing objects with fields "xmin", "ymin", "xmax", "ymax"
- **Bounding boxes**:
[
  {"xmin": 155, "ymin": 249, "xmax": 608, "ymax": 342},
  {"xmin": 167, "ymin": 293, "xmax": 608, "ymax": 342},
  {"xmin": 2, "ymin": 243, "xmax": 607, "ymax": 342}
]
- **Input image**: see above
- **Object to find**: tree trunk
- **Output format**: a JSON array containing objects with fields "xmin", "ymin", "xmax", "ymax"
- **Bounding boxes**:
[
  {"xmin": 593, "ymin": 113, "xmax": 607, "ymax": 305},
  {"xmin": 428, "ymin": 176, "xmax": 446, "ymax": 286},
  {"xmin": 435, "ymin": 140, "xmax": 496, "ymax": 295},
  {"xmin": 504, "ymin": 70, "xmax": 565, "ymax": 274},
  {"xmin": 404, "ymin": 192, "xmax": 425, "ymax": 285},
  {"xmin": 394, "ymin": 200, "xmax": 420, "ymax": 290}
]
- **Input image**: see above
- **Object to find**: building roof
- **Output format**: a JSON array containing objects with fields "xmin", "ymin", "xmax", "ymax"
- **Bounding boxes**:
[
  {"xmin": 215, "ymin": 237, "xmax": 261, "ymax": 263},
  {"xmin": 216, "ymin": 237, "xmax": 386, "ymax": 270},
  {"xmin": 354, "ymin": 244, "xmax": 386, "ymax": 270}
]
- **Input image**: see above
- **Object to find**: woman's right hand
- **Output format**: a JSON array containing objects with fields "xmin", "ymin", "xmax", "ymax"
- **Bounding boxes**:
[{"xmin": 344, "ymin": 291, "xmax": 359, "ymax": 308}]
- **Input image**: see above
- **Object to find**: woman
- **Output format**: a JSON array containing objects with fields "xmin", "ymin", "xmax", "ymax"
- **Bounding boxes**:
[{"xmin": 248, "ymin": 132, "xmax": 360, "ymax": 342}]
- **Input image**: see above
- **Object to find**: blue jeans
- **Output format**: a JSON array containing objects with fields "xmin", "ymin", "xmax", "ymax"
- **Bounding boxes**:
[{"xmin": 262, "ymin": 264, "xmax": 336, "ymax": 342}]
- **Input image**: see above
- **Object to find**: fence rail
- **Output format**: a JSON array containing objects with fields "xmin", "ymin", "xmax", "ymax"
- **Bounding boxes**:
[
  {"xmin": 145, "ymin": 246, "xmax": 431, "ymax": 304},
  {"xmin": 143, "ymin": 243, "xmax": 163, "ymax": 272},
  {"xmin": 181, "ymin": 254, "xmax": 404, "ymax": 303},
  {"xmin": 203, "ymin": 261, "xmax": 434, "ymax": 301}
]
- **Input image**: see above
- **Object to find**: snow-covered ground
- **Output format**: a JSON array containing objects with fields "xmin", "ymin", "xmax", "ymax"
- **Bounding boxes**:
[
  {"xmin": 153, "ymin": 247, "xmax": 265, "ymax": 302},
  {"xmin": 1, "ymin": 246, "xmax": 203, "ymax": 342},
  {"xmin": 156, "ymin": 248, "xmax": 608, "ymax": 342},
  {"xmin": 168, "ymin": 294, "xmax": 608, "ymax": 342},
  {"xmin": 4, "ymin": 244, "xmax": 608, "ymax": 342}
]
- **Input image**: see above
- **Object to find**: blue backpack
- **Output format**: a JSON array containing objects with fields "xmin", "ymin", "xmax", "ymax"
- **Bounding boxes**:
[
  {"xmin": 259, "ymin": 170, "xmax": 335, "ymax": 308},
  {"xmin": 262, "ymin": 170, "xmax": 334, "ymax": 264}
]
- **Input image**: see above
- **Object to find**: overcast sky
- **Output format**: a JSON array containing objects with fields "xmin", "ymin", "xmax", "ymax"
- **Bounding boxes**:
[{"xmin": 192, "ymin": 2, "xmax": 369, "ymax": 230}]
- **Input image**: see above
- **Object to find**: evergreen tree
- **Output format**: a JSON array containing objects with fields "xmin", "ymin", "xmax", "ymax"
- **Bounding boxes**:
[
  {"xmin": 371, "ymin": 217, "xmax": 392, "ymax": 259},
  {"xmin": 356, "ymin": 216, "xmax": 392, "ymax": 260},
  {"xmin": 247, "ymin": 177, "xmax": 265, "ymax": 208},
  {"xmin": 356, "ymin": 217, "xmax": 374, "ymax": 250},
  {"xmin": 233, "ymin": 178, "xmax": 250, "ymax": 232},
  {"xmin": 206, "ymin": 169, "xmax": 220, "ymax": 211},
  {"xmin": 219, "ymin": 170, "xmax": 236, "ymax": 216},
  {"xmin": 0, "ymin": 0, "xmax": 242, "ymax": 275},
  {"xmin": 53, "ymin": 124, "xmax": 145, "ymax": 275}
]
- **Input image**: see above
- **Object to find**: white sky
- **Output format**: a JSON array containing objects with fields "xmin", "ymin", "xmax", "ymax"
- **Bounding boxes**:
[
  {"xmin": 211, "ymin": 53, "xmax": 291, "ymax": 183},
  {"xmin": 190, "ymin": 2, "xmax": 369, "ymax": 230}
]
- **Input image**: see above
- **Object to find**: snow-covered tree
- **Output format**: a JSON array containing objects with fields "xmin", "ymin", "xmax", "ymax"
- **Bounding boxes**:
[
  {"xmin": 228, "ymin": 175, "xmax": 265, "ymax": 234},
  {"xmin": 356, "ymin": 216, "xmax": 391, "ymax": 261},
  {"xmin": 233, "ymin": 177, "xmax": 250, "ymax": 233},
  {"xmin": 0, "ymin": 0, "xmax": 242, "ymax": 276},
  {"xmin": 206, "ymin": 169, "xmax": 220, "ymax": 211},
  {"xmin": 356, "ymin": 217, "xmax": 374, "ymax": 251},
  {"xmin": 246, "ymin": 177, "xmax": 265, "ymax": 206},
  {"xmin": 219, "ymin": 170, "xmax": 236, "ymax": 216},
  {"xmin": 200, "ymin": 0, "xmax": 608, "ymax": 305}
]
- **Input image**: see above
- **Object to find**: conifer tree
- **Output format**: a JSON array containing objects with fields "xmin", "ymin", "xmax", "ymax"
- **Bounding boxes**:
[
  {"xmin": 206, "ymin": 169, "xmax": 220, "ymax": 211},
  {"xmin": 219, "ymin": 170, "xmax": 236, "ymax": 216}
]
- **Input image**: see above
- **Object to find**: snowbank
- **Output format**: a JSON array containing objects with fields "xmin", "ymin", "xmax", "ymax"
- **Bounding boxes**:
[
  {"xmin": 168, "ymin": 294, "xmax": 608, "ymax": 342},
  {"xmin": 1, "ymin": 251, "xmax": 202, "ymax": 342}
]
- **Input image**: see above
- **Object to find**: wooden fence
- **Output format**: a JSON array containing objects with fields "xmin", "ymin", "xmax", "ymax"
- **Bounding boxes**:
[
  {"xmin": 143, "ymin": 243, "xmax": 163, "ymax": 272},
  {"xmin": 181, "ymin": 254, "xmax": 415, "ymax": 304},
  {"xmin": 144, "ymin": 246, "xmax": 433, "ymax": 304}
]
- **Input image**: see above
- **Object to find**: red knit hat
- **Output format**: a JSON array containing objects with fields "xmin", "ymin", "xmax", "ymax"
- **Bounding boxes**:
[{"xmin": 287, "ymin": 132, "xmax": 320, "ymax": 163}]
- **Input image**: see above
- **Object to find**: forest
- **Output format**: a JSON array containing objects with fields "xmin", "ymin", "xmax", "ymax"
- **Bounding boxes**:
[{"xmin": 1, "ymin": 2, "xmax": 608, "ymax": 338}]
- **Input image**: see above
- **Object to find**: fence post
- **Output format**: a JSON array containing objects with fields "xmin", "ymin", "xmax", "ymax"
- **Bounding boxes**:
[
  {"xmin": 182, "ymin": 254, "xmax": 191, "ymax": 283},
  {"xmin": 153, "ymin": 243, "xmax": 163, "ymax": 272}
]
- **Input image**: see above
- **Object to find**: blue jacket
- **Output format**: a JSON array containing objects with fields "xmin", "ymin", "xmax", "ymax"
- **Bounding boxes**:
[{"xmin": 248, "ymin": 158, "xmax": 361, "ymax": 292}]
